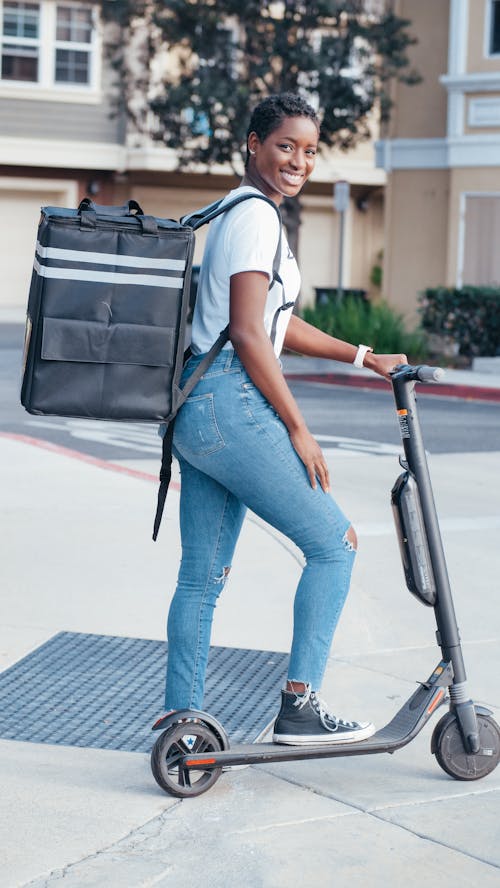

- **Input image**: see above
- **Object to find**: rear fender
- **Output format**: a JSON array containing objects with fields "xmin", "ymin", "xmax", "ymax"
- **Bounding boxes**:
[{"xmin": 152, "ymin": 708, "xmax": 229, "ymax": 750}]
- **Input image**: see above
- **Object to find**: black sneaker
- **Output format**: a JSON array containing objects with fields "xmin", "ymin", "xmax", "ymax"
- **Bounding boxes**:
[{"xmin": 273, "ymin": 685, "xmax": 375, "ymax": 745}]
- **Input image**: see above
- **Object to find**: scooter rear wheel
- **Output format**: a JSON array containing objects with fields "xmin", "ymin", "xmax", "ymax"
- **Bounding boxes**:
[
  {"xmin": 432, "ymin": 710, "xmax": 500, "ymax": 780},
  {"xmin": 151, "ymin": 719, "xmax": 223, "ymax": 798}
]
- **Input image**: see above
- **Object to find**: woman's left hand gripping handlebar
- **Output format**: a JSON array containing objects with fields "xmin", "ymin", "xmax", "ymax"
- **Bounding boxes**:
[{"xmin": 365, "ymin": 352, "xmax": 408, "ymax": 380}]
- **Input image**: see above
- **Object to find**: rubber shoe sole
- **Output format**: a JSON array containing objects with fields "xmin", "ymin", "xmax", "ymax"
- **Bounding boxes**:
[{"xmin": 273, "ymin": 722, "xmax": 376, "ymax": 745}]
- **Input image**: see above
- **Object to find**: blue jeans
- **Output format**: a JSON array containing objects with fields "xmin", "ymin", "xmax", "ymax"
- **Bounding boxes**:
[{"xmin": 165, "ymin": 349, "xmax": 355, "ymax": 710}]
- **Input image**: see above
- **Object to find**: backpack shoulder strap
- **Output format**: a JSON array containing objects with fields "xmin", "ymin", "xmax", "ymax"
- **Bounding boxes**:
[
  {"xmin": 179, "ymin": 198, "xmax": 225, "ymax": 229},
  {"xmin": 182, "ymin": 192, "xmax": 283, "ymax": 286},
  {"xmin": 152, "ymin": 193, "xmax": 284, "ymax": 541},
  {"xmin": 182, "ymin": 191, "xmax": 279, "ymax": 229},
  {"xmin": 152, "ymin": 326, "xmax": 231, "ymax": 541}
]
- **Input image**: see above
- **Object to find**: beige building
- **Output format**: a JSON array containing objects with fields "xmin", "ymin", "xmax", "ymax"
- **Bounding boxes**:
[
  {"xmin": 377, "ymin": 0, "xmax": 500, "ymax": 320},
  {"xmin": 0, "ymin": 0, "xmax": 385, "ymax": 314}
]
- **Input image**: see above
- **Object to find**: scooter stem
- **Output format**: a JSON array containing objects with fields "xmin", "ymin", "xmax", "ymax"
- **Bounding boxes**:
[{"xmin": 391, "ymin": 366, "xmax": 466, "ymax": 685}]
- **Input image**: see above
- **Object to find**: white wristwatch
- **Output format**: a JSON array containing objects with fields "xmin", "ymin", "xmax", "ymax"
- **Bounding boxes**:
[{"xmin": 353, "ymin": 344, "xmax": 373, "ymax": 369}]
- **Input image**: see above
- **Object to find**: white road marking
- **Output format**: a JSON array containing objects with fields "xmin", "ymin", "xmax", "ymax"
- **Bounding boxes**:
[
  {"xmin": 25, "ymin": 419, "xmax": 161, "ymax": 454},
  {"xmin": 314, "ymin": 435, "xmax": 403, "ymax": 456},
  {"xmin": 25, "ymin": 420, "xmax": 402, "ymax": 458}
]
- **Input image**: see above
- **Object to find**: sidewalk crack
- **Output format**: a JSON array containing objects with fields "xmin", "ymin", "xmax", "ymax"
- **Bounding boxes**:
[
  {"xmin": 20, "ymin": 802, "xmax": 182, "ymax": 887},
  {"xmin": 369, "ymin": 807, "xmax": 500, "ymax": 871},
  {"xmin": 257, "ymin": 765, "xmax": 500, "ymax": 870}
]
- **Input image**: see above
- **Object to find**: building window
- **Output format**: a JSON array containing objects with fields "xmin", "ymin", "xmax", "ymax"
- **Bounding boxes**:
[
  {"xmin": 55, "ymin": 4, "xmax": 92, "ymax": 83},
  {"xmin": 0, "ymin": 0, "xmax": 97, "ymax": 89},
  {"xmin": 1, "ymin": 2, "xmax": 40, "ymax": 81},
  {"xmin": 489, "ymin": 0, "xmax": 500, "ymax": 55}
]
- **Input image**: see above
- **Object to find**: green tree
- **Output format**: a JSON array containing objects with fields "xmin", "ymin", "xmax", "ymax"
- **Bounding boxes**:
[{"xmin": 101, "ymin": 0, "xmax": 419, "ymax": 254}]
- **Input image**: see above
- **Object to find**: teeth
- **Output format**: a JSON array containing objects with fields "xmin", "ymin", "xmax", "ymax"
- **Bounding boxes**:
[{"xmin": 281, "ymin": 172, "xmax": 303, "ymax": 184}]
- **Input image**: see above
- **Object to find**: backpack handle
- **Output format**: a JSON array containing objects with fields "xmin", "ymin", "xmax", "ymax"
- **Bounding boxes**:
[
  {"xmin": 77, "ymin": 198, "xmax": 145, "ymax": 216},
  {"xmin": 78, "ymin": 198, "xmax": 158, "ymax": 235}
]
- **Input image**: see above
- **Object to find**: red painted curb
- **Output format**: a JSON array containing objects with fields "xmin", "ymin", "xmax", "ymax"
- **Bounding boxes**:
[
  {"xmin": 284, "ymin": 372, "xmax": 500, "ymax": 403},
  {"xmin": 0, "ymin": 431, "xmax": 180, "ymax": 490}
]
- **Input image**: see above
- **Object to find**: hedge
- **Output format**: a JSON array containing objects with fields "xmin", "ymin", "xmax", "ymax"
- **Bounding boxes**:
[
  {"xmin": 302, "ymin": 295, "xmax": 427, "ymax": 359},
  {"xmin": 419, "ymin": 287, "xmax": 500, "ymax": 357}
]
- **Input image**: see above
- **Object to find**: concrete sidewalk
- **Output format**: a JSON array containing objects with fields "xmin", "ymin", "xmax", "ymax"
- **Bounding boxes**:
[{"xmin": 1, "ymin": 419, "xmax": 500, "ymax": 886}]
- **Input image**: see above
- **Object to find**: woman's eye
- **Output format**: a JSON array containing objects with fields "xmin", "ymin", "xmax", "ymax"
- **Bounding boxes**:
[{"xmin": 279, "ymin": 143, "xmax": 292, "ymax": 151}]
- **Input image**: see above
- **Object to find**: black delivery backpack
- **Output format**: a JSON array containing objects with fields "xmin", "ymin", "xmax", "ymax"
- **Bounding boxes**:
[{"xmin": 21, "ymin": 195, "xmax": 283, "ymax": 537}]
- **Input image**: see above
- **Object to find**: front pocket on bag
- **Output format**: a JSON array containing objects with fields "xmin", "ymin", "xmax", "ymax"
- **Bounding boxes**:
[
  {"xmin": 41, "ymin": 317, "xmax": 174, "ymax": 366},
  {"xmin": 176, "ymin": 392, "xmax": 225, "ymax": 456}
]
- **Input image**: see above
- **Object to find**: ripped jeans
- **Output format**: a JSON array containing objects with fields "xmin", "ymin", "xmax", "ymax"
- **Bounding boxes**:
[{"xmin": 164, "ymin": 349, "xmax": 356, "ymax": 710}]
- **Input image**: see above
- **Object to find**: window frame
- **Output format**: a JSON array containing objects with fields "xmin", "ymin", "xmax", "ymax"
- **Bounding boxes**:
[
  {"xmin": 1, "ymin": 1, "xmax": 41, "ymax": 82},
  {"xmin": 485, "ymin": 0, "xmax": 500, "ymax": 58},
  {"xmin": 0, "ymin": 0, "xmax": 101, "ymax": 102}
]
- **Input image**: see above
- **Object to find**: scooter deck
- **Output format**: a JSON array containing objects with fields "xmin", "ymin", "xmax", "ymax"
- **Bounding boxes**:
[{"xmin": 183, "ymin": 681, "xmax": 447, "ymax": 771}]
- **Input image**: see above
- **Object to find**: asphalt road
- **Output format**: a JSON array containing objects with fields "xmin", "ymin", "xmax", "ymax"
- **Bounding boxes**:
[{"xmin": 2, "ymin": 323, "xmax": 499, "ymax": 460}]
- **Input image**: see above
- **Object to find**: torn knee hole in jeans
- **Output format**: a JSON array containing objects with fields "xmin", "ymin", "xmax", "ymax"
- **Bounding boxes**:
[
  {"xmin": 214, "ymin": 566, "xmax": 231, "ymax": 585},
  {"xmin": 342, "ymin": 528, "xmax": 357, "ymax": 552}
]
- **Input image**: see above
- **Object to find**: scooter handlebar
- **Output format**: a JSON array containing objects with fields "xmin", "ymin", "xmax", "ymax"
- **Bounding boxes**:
[
  {"xmin": 415, "ymin": 365, "xmax": 445, "ymax": 383},
  {"xmin": 391, "ymin": 364, "xmax": 445, "ymax": 384}
]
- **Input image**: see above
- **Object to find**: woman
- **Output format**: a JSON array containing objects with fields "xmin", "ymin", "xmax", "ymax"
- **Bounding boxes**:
[{"xmin": 166, "ymin": 93, "xmax": 406, "ymax": 745}]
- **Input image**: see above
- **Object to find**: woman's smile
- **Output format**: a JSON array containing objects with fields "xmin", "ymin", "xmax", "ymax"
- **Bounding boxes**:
[{"xmin": 280, "ymin": 169, "xmax": 305, "ymax": 186}]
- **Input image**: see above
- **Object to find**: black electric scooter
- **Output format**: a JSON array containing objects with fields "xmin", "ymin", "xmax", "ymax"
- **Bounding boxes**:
[{"xmin": 150, "ymin": 364, "xmax": 500, "ymax": 798}]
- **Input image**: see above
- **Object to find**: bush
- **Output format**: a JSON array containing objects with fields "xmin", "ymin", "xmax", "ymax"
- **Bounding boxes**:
[
  {"xmin": 419, "ymin": 287, "xmax": 500, "ymax": 357},
  {"xmin": 302, "ymin": 295, "xmax": 428, "ymax": 360}
]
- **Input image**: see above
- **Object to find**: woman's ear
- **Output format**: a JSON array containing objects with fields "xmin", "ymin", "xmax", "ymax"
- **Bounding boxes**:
[{"xmin": 247, "ymin": 131, "xmax": 259, "ymax": 157}]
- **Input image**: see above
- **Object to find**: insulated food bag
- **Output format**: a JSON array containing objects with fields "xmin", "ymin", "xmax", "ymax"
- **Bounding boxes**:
[{"xmin": 21, "ymin": 198, "xmax": 194, "ymax": 421}]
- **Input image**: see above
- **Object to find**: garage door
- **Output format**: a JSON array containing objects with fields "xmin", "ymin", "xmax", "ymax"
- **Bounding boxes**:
[{"xmin": 0, "ymin": 182, "xmax": 76, "ymax": 310}]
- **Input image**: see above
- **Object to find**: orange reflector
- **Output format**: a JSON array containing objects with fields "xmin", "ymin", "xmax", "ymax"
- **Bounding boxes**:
[
  {"xmin": 397, "ymin": 409, "xmax": 408, "ymax": 416},
  {"xmin": 186, "ymin": 758, "xmax": 216, "ymax": 767},
  {"xmin": 427, "ymin": 690, "xmax": 445, "ymax": 714}
]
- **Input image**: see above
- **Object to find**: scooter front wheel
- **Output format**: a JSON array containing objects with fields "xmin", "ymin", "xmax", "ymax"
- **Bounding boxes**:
[
  {"xmin": 151, "ymin": 719, "xmax": 223, "ymax": 798},
  {"xmin": 431, "ymin": 710, "xmax": 500, "ymax": 780}
]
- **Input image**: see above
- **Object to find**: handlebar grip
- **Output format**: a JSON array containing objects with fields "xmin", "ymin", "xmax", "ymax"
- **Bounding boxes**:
[{"xmin": 416, "ymin": 365, "xmax": 445, "ymax": 383}]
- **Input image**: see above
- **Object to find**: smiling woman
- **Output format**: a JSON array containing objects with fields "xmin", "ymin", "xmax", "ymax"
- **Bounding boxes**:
[
  {"xmin": 244, "ymin": 100, "xmax": 319, "ymax": 202},
  {"xmin": 163, "ymin": 93, "xmax": 407, "ymax": 747}
]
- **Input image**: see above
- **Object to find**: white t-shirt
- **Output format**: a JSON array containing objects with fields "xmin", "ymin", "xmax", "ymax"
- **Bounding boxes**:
[{"xmin": 190, "ymin": 185, "xmax": 301, "ymax": 358}]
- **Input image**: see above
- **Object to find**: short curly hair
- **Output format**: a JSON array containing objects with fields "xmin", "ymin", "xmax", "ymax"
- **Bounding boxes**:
[{"xmin": 245, "ymin": 93, "xmax": 319, "ymax": 167}]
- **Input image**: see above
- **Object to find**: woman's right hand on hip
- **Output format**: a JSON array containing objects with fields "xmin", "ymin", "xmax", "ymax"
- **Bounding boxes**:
[{"xmin": 289, "ymin": 426, "xmax": 330, "ymax": 493}]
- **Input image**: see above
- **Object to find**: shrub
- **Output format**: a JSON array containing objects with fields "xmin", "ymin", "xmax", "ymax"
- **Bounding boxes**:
[
  {"xmin": 419, "ymin": 287, "xmax": 500, "ymax": 357},
  {"xmin": 302, "ymin": 295, "xmax": 428, "ymax": 360}
]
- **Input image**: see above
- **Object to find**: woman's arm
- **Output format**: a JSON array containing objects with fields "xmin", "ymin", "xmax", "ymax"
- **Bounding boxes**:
[
  {"xmin": 284, "ymin": 314, "xmax": 406, "ymax": 379},
  {"xmin": 229, "ymin": 270, "xmax": 330, "ymax": 492}
]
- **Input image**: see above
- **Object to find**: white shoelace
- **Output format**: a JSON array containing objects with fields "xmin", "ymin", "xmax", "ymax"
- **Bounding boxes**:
[{"xmin": 292, "ymin": 685, "xmax": 359, "ymax": 732}]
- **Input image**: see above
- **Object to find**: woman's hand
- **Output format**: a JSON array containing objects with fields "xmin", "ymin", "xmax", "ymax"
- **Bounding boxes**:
[
  {"xmin": 289, "ymin": 425, "xmax": 330, "ymax": 492},
  {"xmin": 364, "ymin": 352, "xmax": 408, "ymax": 380}
]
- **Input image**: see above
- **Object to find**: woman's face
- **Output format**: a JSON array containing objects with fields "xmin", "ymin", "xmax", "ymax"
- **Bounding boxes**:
[{"xmin": 247, "ymin": 116, "xmax": 319, "ymax": 204}]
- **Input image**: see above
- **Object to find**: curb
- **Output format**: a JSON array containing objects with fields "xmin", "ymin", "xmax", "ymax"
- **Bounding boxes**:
[{"xmin": 284, "ymin": 372, "xmax": 500, "ymax": 403}]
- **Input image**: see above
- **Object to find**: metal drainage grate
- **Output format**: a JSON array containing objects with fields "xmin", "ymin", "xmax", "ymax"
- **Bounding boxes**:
[{"xmin": 0, "ymin": 632, "xmax": 288, "ymax": 752}]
